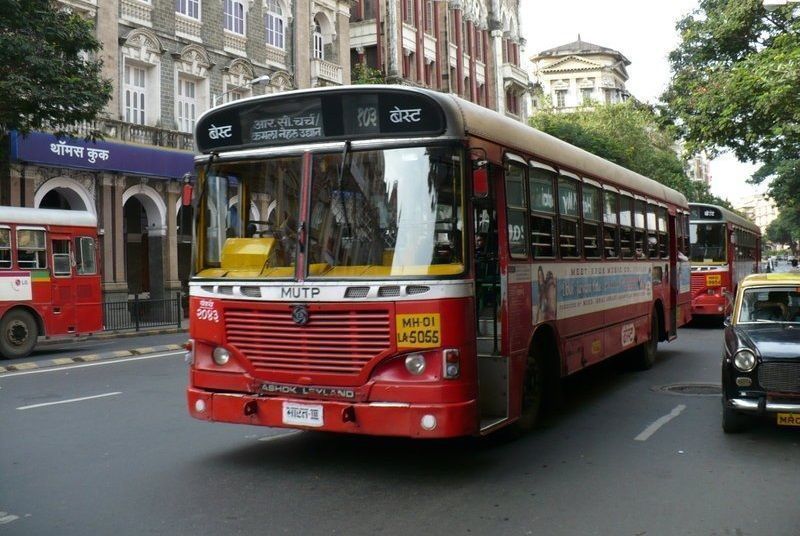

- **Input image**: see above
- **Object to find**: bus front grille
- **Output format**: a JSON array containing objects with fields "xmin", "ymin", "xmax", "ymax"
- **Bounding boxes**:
[
  {"xmin": 758, "ymin": 363, "xmax": 800, "ymax": 394},
  {"xmin": 224, "ymin": 306, "xmax": 392, "ymax": 377}
]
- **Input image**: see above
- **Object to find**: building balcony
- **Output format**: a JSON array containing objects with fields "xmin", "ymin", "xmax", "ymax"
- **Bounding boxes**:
[
  {"xmin": 176, "ymin": 13, "xmax": 201, "ymax": 42},
  {"xmin": 70, "ymin": 118, "xmax": 194, "ymax": 152},
  {"xmin": 502, "ymin": 62, "xmax": 529, "ymax": 90},
  {"xmin": 311, "ymin": 59, "xmax": 343, "ymax": 85},
  {"xmin": 350, "ymin": 20, "xmax": 378, "ymax": 48},
  {"xmin": 224, "ymin": 31, "xmax": 247, "ymax": 56},
  {"xmin": 120, "ymin": 0, "xmax": 152, "ymax": 26}
]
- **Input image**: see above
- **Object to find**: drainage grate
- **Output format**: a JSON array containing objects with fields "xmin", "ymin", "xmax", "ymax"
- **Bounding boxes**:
[{"xmin": 655, "ymin": 383, "xmax": 722, "ymax": 396}]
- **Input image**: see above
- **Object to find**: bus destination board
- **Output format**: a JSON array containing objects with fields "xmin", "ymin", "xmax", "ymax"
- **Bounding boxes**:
[{"xmin": 196, "ymin": 90, "xmax": 446, "ymax": 153}]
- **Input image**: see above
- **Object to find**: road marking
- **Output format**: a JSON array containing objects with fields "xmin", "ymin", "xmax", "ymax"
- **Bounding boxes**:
[
  {"xmin": 635, "ymin": 404, "xmax": 687, "ymax": 441},
  {"xmin": 16, "ymin": 392, "xmax": 122, "ymax": 410},
  {"xmin": 0, "ymin": 351, "xmax": 184, "ymax": 378},
  {"xmin": 257, "ymin": 431, "xmax": 303, "ymax": 442},
  {"xmin": 0, "ymin": 512, "xmax": 20, "ymax": 525}
]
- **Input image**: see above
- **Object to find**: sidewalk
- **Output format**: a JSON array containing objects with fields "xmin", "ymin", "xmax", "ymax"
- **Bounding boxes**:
[{"xmin": 0, "ymin": 320, "xmax": 189, "ymax": 374}]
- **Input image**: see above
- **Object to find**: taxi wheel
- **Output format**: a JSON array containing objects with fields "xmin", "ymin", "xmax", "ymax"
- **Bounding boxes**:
[
  {"xmin": 722, "ymin": 403, "xmax": 750, "ymax": 434},
  {"xmin": 0, "ymin": 309, "xmax": 38, "ymax": 359}
]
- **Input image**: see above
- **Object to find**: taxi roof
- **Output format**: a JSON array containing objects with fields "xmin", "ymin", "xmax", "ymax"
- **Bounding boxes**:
[{"xmin": 739, "ymin": 273, "xmax": 800, "ymax": 288}]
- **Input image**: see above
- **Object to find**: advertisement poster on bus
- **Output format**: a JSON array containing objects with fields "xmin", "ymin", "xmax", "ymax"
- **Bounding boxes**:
[
  {"xmin": 532, "ymin": 263, "xmax": 653, "ymax": 322},
  {"xmin": 0, "ymin": 272, "xmax": 32, "ymax": 301}
]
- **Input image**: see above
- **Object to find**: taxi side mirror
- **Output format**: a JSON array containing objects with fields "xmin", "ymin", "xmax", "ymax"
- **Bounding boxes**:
[{"xmin": 723, "ymin": 316, "xmax": 731, "ymax": 328}]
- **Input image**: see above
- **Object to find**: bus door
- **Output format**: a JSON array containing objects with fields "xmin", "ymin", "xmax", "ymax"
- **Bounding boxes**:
[
  {"xmin": 50, "ymin": 236, "xmax": 76, "ymax": 334},
  {"xmin": 668, "ymin": 214, "xmax": 678, "ymax": 340},
  {"xmin": 473, "ymin": 163, "xmax": 507, "ymax": 431}
]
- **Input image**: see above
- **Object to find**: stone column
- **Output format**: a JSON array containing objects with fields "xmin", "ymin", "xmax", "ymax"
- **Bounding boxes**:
[
  {"xmin": 386, "ymin": 0, "xmax": 400, "ymax": 81},
  {"xmin": 165, "ymin": 180, "xmax": 181, "ymax": 292},
  {"xmin": 295, "ymin": 1, "xmax": 311, "ymax": 87},
  {"xmin": 97, "ymin": 0, "xmax": 120, "ymax": 117}
]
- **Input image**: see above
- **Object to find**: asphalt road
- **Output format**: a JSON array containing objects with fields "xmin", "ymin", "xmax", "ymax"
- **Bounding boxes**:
[{"xmin": 1, "ymin": 326, "xmax": 798, "ymax": 536}]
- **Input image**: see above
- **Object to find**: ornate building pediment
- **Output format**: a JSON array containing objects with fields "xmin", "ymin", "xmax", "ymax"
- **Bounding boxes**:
[
  {"xmin": 121, "ymin": 28, "xmax": 164, "ymax": 64},
  {"xmin": 540, "ymin": 55, "xmax": 603, "ymax": 73}
]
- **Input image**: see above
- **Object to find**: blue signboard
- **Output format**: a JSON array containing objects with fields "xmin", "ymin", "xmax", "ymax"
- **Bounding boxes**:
[{"xmin": 9, "ymin": 131, "xmax": 195, "ymax": 179}]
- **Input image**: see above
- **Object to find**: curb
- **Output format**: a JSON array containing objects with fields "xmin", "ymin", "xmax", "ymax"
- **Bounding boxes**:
[
  {"xmin": 35, "ymin": 325, "xmax": 188, "ymax": 348},
  {"xmin": 0, "ymin": 343, "xmax": 186, "ymax": 375}
]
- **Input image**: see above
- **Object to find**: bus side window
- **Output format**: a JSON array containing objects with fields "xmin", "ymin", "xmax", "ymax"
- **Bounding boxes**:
[
  {"xmin": 657, "ymin": 206, "xmax": 669, "ymax": 259},
  {"xmin": 52, "ymin": 240, "xmax": 71, "ymax": 277},
  {"xmin": 0, "ymin": 228, "xmax": 11, "ymax": 269},
  {"xmin": 17, "ymin": 229, "xmax": 47, "ymax": 269},
  {"xmin": 75, "ymin": 237, "xmax": 98, "ymax": 275},
  {"xmin": 646, "ymin": 203, "xmax": 659, "ymax": 259},
  {"xmin": 530, "ymin": 167, "xmax": 556, "ymax": 258},
  {"xmin": 582, "ymin": 183, "xmax": 602, "ymax": 259},
  {"xmin": 603, "ymin": 190, "xmax": 620, "ymax": 259},
  {"xmin": 620, "ymin": 195, "xmax": 634, "ymax": 259},
  {"xmin": 634, "ymin": 199, "xmax": 646, "ymax": 259},
  {"xmin": 557, "ymin": 175, "xmax": 581, "ymax": 258},
  {"xmin": 504, "ymin": 161, "xmax": 528, "ymax": 259}
]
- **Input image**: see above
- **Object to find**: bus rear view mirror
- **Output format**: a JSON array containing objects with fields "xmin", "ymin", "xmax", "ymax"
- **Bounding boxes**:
[{"xmin": 472, "ymin": 163, "xmax": 489, "ymax": 199}]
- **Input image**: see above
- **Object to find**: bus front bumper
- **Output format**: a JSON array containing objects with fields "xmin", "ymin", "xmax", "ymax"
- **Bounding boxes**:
[{"xmin": 187, "ymin": 387, "xmax": 479, "ymax": 438}]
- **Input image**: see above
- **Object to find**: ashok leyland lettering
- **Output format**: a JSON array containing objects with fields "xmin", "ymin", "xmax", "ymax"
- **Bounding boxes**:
[{"xmin": 185, "ymin": 86, "xmax": 690, "ymax": 438}]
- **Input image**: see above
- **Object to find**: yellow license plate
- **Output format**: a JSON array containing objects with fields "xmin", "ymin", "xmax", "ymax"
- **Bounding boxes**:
[
  {"xmin": 776, "ymin": 413, "xmax": 800, "ymax": 427},
  {"xmin": 706, "ymin": 274, "xmax": 721, "ymax": 287},
  {"xmin": 396, "ymin": 313, "xmax": 441, "ymax": 348}
]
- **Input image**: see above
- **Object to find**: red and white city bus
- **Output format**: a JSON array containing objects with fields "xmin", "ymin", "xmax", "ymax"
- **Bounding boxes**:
[
  {"xmin": 0, "ymin": 207, "xmax": 102, "ymax": 358},
  {"xmin": 689, "ymin": 203, "xmax": 761, "ymax": 318},
  {"xmin": 186, "ymin": 86, "xmax": 691, "ymax": 438}
]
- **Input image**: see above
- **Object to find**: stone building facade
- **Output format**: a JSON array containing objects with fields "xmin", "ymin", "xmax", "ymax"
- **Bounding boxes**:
[
  {"xmin": 1, "ymin": 0, "xmax": 351, "ymax": 303},
  {"xmin": 349, "ymin": 0, "xmax": 530, "ymax": 120},
  {"xmin": 529, "ymin": 36, "xmax": 630, "ymax": 111}
]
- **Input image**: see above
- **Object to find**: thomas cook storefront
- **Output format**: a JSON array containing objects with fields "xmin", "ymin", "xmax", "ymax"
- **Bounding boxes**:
[{"xmin": 3, "ymin": 131, "xmax": 195, "ymax": 303}]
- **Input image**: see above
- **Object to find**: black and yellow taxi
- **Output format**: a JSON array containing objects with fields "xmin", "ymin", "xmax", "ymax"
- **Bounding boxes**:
[{"xmin": 722, "ymin": 273, "xmax": 800, "ymax": 433}]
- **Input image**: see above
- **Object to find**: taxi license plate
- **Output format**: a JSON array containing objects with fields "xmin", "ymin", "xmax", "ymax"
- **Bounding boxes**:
[
  {"xmin": 282, "ymin": 402, "xmax": 324, "ymax": 427},
  {"xmin": 776, "ymin": 413, "xmax": 800, "ymax": 427}
]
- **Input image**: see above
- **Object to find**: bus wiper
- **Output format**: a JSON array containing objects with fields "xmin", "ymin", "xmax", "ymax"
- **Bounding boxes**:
[{"xmin": 337, "ymin": 140, "xmax": 352, "ymax": 240}]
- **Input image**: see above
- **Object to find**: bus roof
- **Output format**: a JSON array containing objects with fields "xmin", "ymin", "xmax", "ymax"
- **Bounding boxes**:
[
  {"xmin": 0, "ymin": 206, "xmax": 98, "ymax": 228},
  {"xmin": 689, "ymin": 202, "xmax": 760, "ymax": 234},
  {"xmin": 198, "ymin": 85, "xmax": 689, "ymax": 209}
]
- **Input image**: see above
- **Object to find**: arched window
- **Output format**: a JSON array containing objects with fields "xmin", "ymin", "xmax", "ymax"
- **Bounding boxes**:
[
  {"xmin": 313, "ymin": 21, "xmax": 324, "ymax": 59},
  {"xmin": 265, "ymin": 0, "xmax": 285, "ymax": 49},
  {"xmin": 224, "ymin": 0, "xmax": 245, "ymax": 34}
]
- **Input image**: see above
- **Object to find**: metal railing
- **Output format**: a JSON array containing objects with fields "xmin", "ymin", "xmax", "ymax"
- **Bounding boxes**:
[{"xmin": 103, "ymin": 292, "xmax": 183, "ymax": 332}]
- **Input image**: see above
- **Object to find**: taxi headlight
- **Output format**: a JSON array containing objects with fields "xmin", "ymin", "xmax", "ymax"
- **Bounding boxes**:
[
  {"xmin": 733, "ymin": 349, "xmax": 756, "ymax": 372},
  {"xmin": 212, "ymin": 347, "xmax": 231, "ymax": 366}
]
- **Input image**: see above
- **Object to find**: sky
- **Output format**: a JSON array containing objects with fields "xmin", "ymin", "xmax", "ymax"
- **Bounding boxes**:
[{"xmin": 519, "ymin": 0, "xmax": 767, "ymax": 205}]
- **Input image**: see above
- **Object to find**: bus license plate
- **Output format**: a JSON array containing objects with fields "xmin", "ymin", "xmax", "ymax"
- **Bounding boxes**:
[
  {"xmin": 776, "ymin": 413, "xmax": 800, "ymax": 427},
  {"xmin": 282, "ymin": 402, "xmax": 324, "ymax": 427},
  {"xmin": 706, "ymin": 274, "xmax": 721, "ymax": 287}
]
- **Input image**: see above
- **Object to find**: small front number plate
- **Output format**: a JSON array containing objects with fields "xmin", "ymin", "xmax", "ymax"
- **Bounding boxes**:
[
  {"xmin": 282, "ymin": 402, "xmax": 324, "ymax": 427},
  {"xmin": 776, "ymin": 413, "xmax": 800, "ymax": 427}
]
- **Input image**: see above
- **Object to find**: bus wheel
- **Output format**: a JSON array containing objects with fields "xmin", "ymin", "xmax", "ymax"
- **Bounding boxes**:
[
  {"xmin": 632, "ymin": 313, "xmax": 658, "ymax": 370},
  {"xmin": 0, "ymin": 309, "xmax": 38, "ymax": 359},
  {"xmin": 516, "ymin": 353, "xmax": 544, "ymax": 431}
]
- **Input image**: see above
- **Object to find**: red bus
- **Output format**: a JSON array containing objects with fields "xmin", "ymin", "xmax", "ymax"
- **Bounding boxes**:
[
  {"xmin": 689, "ymin": 203, "xmax": 761, "ymax": 318},
  {"xmin": 186, "ymin": 86, "xmax": 691, "ymax": 437},
  {"xmin": 0, "ymin": 207, "xmax": 103, "ymax": 358}
]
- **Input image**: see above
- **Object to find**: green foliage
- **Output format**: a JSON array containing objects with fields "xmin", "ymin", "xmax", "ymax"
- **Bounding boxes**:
[
  {"xmin": 0, "ymin": 0, "xmax": 112, "ymax": 139},
  {"xmin": 351, "ymin": 63, "xmax": 385, "ymax": 85},
  {"xmin": 766, "ymin": 209, "xmax": 800, "ymax": 253},
  {"xmin": 528, "ymin": 101, "xmax": 720, "ymax": 204},
  {"xmin": 663, "ymin": 0, "xmax": 800, "ymax": 210}
]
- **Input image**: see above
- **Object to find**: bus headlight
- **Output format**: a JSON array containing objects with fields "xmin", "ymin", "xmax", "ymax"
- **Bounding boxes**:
[
  {"xmin": 405, "ymin": 353, "xmax": 426, "ymax": 375},
  {"xmin": 733, "ymin": 349, "xmax": 756, "ymax": 372},
  {"xmin": 212, "ymin": 347, "xmax": 231, "ymax": 366}
]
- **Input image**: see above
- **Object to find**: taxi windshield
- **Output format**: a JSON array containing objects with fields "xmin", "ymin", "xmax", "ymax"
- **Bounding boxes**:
[{"xmin": 738, "ymin": 287, "xmax": 800, "ymax": 323}]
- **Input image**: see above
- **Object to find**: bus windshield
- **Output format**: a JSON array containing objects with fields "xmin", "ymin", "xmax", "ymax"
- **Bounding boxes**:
[
  {"xmin": 689, "ymin": 222, "xmax": 726, "ymax": 263},
  {"xmin": 308, "ymin": 146, "xmax": 463, "ymax": 278},
  {"xmin": 196, "ymin": 146, "xmax": 464, "ymax": 279}
]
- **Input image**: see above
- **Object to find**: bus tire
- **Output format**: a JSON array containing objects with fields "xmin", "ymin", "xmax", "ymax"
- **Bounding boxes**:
[
  {"xmin": 0, "ymin": 309, "xmax": 38, "ymax": 359},
  {"xmin": 632, "ymin": 313, "xmax": 658, "ymax": 370},
  {"xmin": 516, "ymin": 352, "xmax": 544, "ymax": 431}
]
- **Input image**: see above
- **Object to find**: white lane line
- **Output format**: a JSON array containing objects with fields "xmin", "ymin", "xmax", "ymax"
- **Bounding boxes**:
[
  {"xmin": 635, "ymin": 404, "xmax": 687, "ymax": 441},
  {"xmin": 0, "ymin": 512, "xmax": 20, "ymax": 525},
  {"xmin": 1, "ymin": 351, "xmax": 183, "ymax": 378},
  {"xmin": 257, "ymin": 431, "xmax": 303, "ymax": 442},
  {"xmin": 17, "ymin": 391, "xmax": 122, "ymax": 410}
]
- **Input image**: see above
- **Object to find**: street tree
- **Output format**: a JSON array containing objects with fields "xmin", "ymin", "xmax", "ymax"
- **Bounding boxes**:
[
  {"xmin": 662, "ymin": 0, "xmax": 800, "ymax": 215},
  {"xmin": 529, "ymin": 100, "xmax": 727, "ymax": 206},
  {"xmin": 766, "ymin": 210, "xmax": 799, "ymax": 255},
  {"xmin": 0, "ymin": 0, "xmax": 112, "ymax": 142}
]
